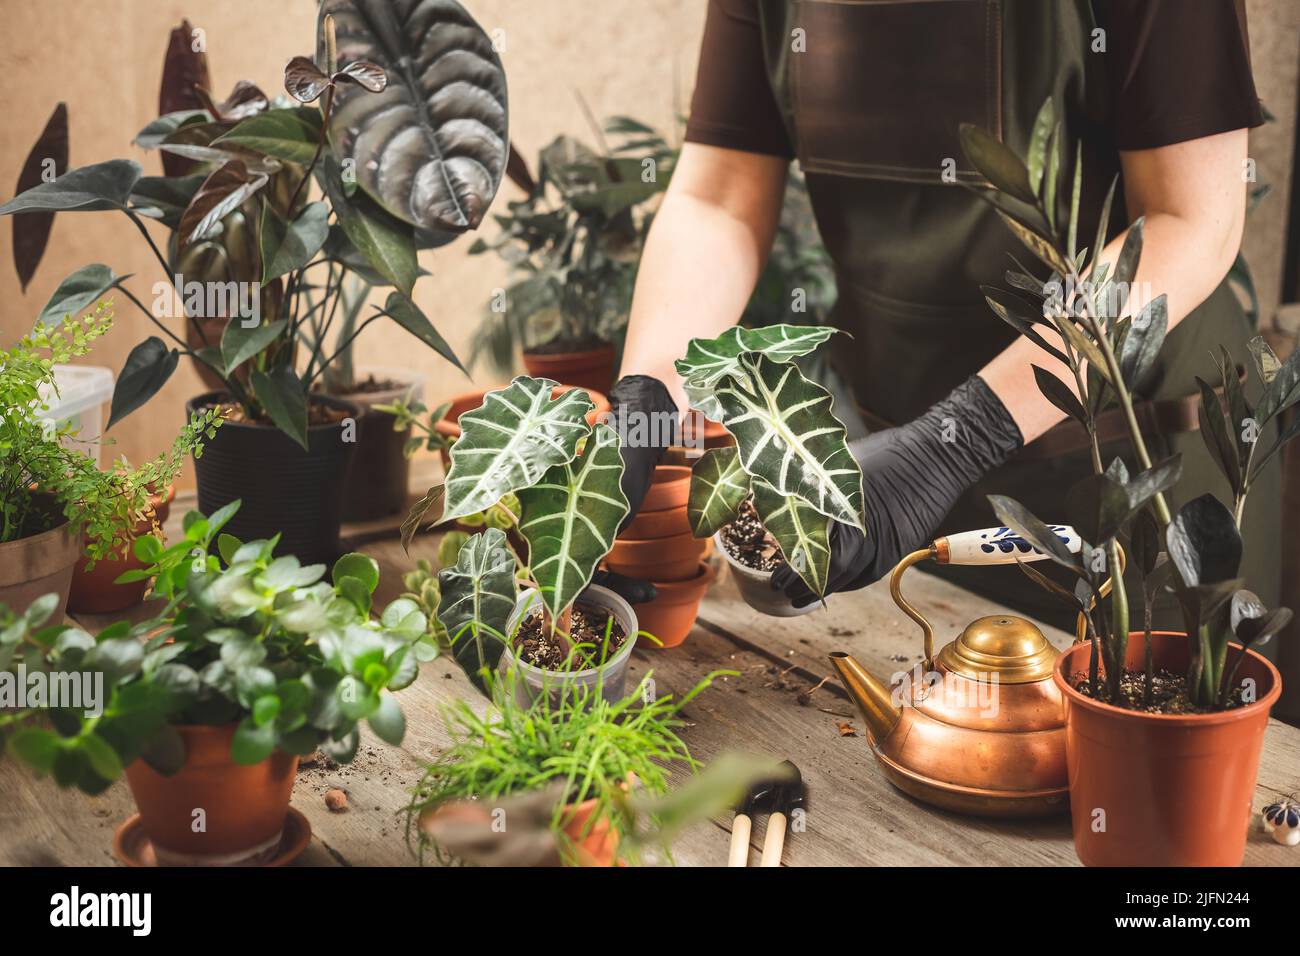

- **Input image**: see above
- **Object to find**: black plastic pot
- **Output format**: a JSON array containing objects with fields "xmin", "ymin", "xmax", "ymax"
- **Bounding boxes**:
[{"xmin": 187, "ymin": 392, "xmax": 360, "ymax": 564}]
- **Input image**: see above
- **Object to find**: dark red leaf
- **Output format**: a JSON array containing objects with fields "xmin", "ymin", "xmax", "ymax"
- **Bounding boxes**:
[
  {"xmin": 159, "ymin": 19, "xmax": 211, "ymax": 177},
  {"xmin": 505, "ymin": 142, "xmax": 536, "ymax": 194},
  {"xmin": 178, "ymin": 160, "xmax": 268, "ymax": 246},
  {"xmin": 333, "ymin": 60, "xmax": 387, "ymax": 93},
  {"xmin": 284, "ymin": 56, "xmax": 330, "ymax": 103},
  {"xmin": 215, "ymin": 80, "xmax": 270, "ymax": 122},
  {"xmin": 12, "ymin": 102, "xmax": 68, "ymax": 290}
]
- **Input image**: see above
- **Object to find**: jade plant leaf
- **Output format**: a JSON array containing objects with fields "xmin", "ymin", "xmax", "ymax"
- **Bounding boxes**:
[
  {"xmin": 687, "ymin": 446, "xmax": 751, "ymax": 538},
  {"xmin": 12, "ymin": 101, "xmax": 68, "ymax": 290},
  {"xmin": 713, "ymin": 354, "xmax": 864, "ymax": 532},
  {"xmin": 442, "ymin": 376, "xmax": 594, "ymax": 522},
  {"xmin": 516, "ymin": 423, "xmax": 629, "ymax": 621},
  {"xmin": 751, "ymin": 478, "xmax": 831, "ymax": 598},
  {"xmin": 318, "ymin": 0, "xmax": 509, "ymax": 234},
  {"xmin": 675, "ymin": 324, "xmax": 838, "ymax": 420},
  {"xmin": 436, "ymin": 527, "xmax": 517, "ymax": 693}
]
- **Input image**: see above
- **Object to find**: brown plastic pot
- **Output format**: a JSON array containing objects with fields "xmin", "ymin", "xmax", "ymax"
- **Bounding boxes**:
[
  {"xmin": 522, "ymin": 343, "xmax": 617, "ymax": 396},
  {"xmin": 639, "ymin": 465, "xmax": 692, "ymax": 513},
  {"xmin": 1056, "ymin": 632, "xmax": 1282, "ymax": 867},
  {"xmin": 435, "ymin": 385, "xmax": 611, "ymax": 471},
  {"xmin": 620, "ymin": 502, "xmax": 689, "ymax": 540},
  {"xmin": 606, "ymin": 531, "xmax": 706, "ymax": 582},
  {"xmin": 635, "ymin": 562, "xmax": 716, "ymax": 649},
  {"xmin": 69, "ymin": 484, "xmax": 175, "ymax": 615},
  {"xmin": 123, "ymin": 723, "xmax": 299, "ymax": 866},
  {"xmin": 0, "ymin": 501, "xmax": 80, "ymax": 621}
]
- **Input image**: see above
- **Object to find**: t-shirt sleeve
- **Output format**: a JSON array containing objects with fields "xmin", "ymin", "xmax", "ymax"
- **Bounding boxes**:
[
  {"xmin": 684, "ymin": 0, "xmax": 794, "ymax": 158},
  {"xmin": 1093, "ymin": 0, "xmax": 1264, "ymax": 150}
]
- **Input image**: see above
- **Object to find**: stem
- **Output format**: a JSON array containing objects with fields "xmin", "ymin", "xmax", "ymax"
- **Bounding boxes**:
[
  {"xmin": 1142, "ymin": 592, "xmax": 1154, "ymax": 708},
  {"xmin": 117, "ymin": 286, "xmax": 189, "ymax": 352},
  {"xmin": 1107, "ymin": 539, "xmax": 1129, "ymax": 700},
  {"xmin": 125, "ymin": 211, "xmax": 211, "ymax": 348},
  {"xmin": 306, "ymin": 312, "xmax": 381, "ymax": 387},
  {"xmin": 287, "ymin": 87, "xmax": 334, "ymax": 215}
]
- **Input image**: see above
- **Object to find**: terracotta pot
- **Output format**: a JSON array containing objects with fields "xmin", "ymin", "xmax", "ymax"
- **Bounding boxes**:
[
  {"xmin": 1056, "ymin": 632, "xmax": 1282, "ymax": 867},
  {"xmin": 124, "ymin": 723, "xmax": 299, "ymax": 866},
  {"xmin": 714, "ymin": 530, "xmax": 819, "ymax": 617},
  {"xmin": 559, "ymin": 795, "xmax": 620, "ymax": 867},
  {"xmin": 0, "ymin": 504, "xmax": 80, "ymax": 621},
  {"xmin": 638, "ymin": 465, "xmax": 692, "ymax": 513},
  {"xmin": 606, "ymin": 530, "xmax": 706, "ymax": 582},
  {"xmin": 435, "ymin": 385, "xmax": 611, "ymax": 471},
  {"xmin": 68, "ymin": 484, "xmax": 175, "ymax": 615},
  {"xmin": 635, "ymin": 562, "xmax": 716, "ymax": 649},
  {"xmin": 621, "ymin": 502, "xmax": 689, "ymax": 540},
  {"xmin": 522, "ymin": 343, "xmax": 617, "ymax": 396}
]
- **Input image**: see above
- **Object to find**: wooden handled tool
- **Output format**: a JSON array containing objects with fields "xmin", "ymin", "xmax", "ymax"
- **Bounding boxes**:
[{"xmin": 728, "ymin": 761, "xmax": 803, "ymax": 867}]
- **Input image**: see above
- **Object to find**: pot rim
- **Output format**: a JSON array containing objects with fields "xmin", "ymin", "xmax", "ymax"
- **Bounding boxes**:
[
  {"xmin": 713, "ymin": 530, "xmax": 770, "ymax": 581},
  {"xmin": 502, "ymin": 584, "xmax": 639, "ymax": 681},
  {"xmin": 648, "ymin": 560, "xmax": 716, "ymax": 594},
  {"xmin": 1053, "ymin": 631, "xmax": 1282, "ymax": 726},
  {"xmin": 522, "ymin": 342, "xmax": 617, "ymax": 360},
  {"xmin": 327, "ymin": 365, "xmax": 425, "ymax": 405},
  {"xmin": 187, "ymin": 390, "xmax": 361, "ymax": 432},
  {"xmin": 434, "ymin": 384, "xmax": 611, "ymax": 439},
  {"xmin": 611, "ymin": 529, "xmax": 700, "ymax": 549}
]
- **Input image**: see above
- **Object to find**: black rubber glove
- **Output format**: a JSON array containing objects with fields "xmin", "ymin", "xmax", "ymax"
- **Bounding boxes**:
[
  {"xmin": 592, "ymin": 374, "xmax": 680, "ymax": 605},
  {"xmin": 771, "ymin": 375, "xmax": 1023, "ymax": 608}
]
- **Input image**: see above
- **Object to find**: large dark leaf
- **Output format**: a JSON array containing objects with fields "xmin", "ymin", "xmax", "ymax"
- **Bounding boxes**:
[
  {"xmin": 260, "ymin": 201, "xmax": 329, "ymax": 283},
  {"xmin": 214, "ymin": 109, "xmax": 323, "ymax": 165},
  {"xmin": 158, "ymin": 19, "xmax": 212, "ymax": 176},
  {"xmin": 250, "ymin": 365, "xmax": 309, "ymax": 450},
  {"xmin": 1229, "ymin": 590, "xmax": 1292, "ymax": 647},
  {"xmin": 134, "ymin": 110, "xmax": 209, "ymax": 150},
  {"xmin": 436, "ymin": 527, "xmax": 516, "ymax": 694},
  {"xmin": 1118, "ymin": 294, "xmax": 1167, "ymax": 388},
  {"xmin": 319, "ymin": 155, "xmax": 417, "ymax": 295},
  {"xmin": 1128, "ymin": 507, "xmax": 1163, "ymax": 579},
  {"xmin": 108, "ymin": 337, "xmax": 179, "ymax": 429},
  {"xmin": 375, "ymin": 292, "xmax": 465, "ymax": 373},
  {"xmin": 1031, "ymin": 364, "xmax": 1087, "ymax": 425},
  {"xmin": 958, "ymin": 123, "xmax": 1034, "ymax": 204},
  {"xmin": 1196, "ymin": 376, "xmax": 1241, "ymax": 495},
  {"xmin": 987, "ymin": 494, "xmax": 1080, "ymax": 572},
  {"xmin": 0, "ymin": 160, "xmax": 141, "ymax": 216},
  {"xmin": 220, "ymin": 319, "xmax": 288, "ymax": 376},
  {"xmin": 1166, "ymin": 493, "xmax": 1243, "ymax": 589},
  {"xmin": 177, "ymin": 160, "xmax": 269, "ymax": 247},
  {"xmin": 129, "ymin": 173, "xmax": 205, "ymax": 228},
  {"xmin": 1065, "ymin": 455, "xmax": 1180, "ymax": 548},
  {"xmin": 319, "ymin": 0, "xmax": 509, "ymax": 232},
  {"xmin": 35, "ymin": 264, "xmax": 126, "ymax": 327},
  {"xmin": 12, "ymin": 102, "xmax": 68, "ymax": 290}
]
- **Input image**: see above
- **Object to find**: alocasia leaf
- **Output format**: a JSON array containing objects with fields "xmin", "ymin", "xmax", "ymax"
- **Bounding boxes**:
[
  {"xmin": 442, "ymin": 376, "xmax": 594, "ymax": 521},
  {"xmin": 516, "ymin": 423, "xmax": 629, "ymax": 621},
  {"xmin": 12, "ymin": 101, "xmax": 68, "ymax": 290},
  {"xmin": 436, "ymin": 527, "xmax": 517, "ymax": 693},
  {"xmin": 751, "ymin": 478, "xmax": 831, "ymax": 598},
  {"xmin": 687, "ymin": 446, "xmax": 751, "ymax": 538},
  {"xmin": 713, "ymin": 354, "xmax": 864, "ymax": 532}
]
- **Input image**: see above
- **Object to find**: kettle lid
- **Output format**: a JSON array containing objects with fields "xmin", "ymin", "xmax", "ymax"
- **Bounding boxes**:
[{"xmin": 936, "ymin": 615, "xmax": 1057, "ymax": 684}]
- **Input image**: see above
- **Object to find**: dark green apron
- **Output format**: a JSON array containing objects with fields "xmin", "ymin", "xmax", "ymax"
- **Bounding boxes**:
[{"xmin": 755, "ymin": 0, "xmax": 1281, "ymax": 629}]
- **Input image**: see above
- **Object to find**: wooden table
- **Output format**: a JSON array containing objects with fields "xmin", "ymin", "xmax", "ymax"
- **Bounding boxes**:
[{"xmin": 3, "ymin": 490, "xmax": 1298, "ymax": 867}]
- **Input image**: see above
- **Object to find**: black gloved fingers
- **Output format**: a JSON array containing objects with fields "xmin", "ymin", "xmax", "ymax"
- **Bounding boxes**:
[
  {"xmin": 607, "ymin": 375, "xmax": 679, "ymax": 525},
  {"xmin": 591, "ymin": 568, "xmax": 658, "ymax": 605}
]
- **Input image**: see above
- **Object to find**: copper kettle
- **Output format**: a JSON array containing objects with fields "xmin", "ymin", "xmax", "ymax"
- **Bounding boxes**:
[{"xmin": 829, "ymin": 524, "xmax": 1096, "ymax": 818}]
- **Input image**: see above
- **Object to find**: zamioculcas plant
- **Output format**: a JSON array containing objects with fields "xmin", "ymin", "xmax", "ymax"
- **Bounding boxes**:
[
  {"xmin": 400, "ymin": 377, "xmax": 630, "ymax": 692},
  {"xmin": 674, "ymin": 325, "xmax": 865, "ymax": 602},
  {"xmin": 958, "ymin": 97, "xmax": 1298, "ymax": 709}
]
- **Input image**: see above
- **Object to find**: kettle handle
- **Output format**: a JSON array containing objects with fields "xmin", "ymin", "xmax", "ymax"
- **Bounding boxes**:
[{"xmin": 890, "ymin": 526, "xmax": 1122, "ymax": 667}]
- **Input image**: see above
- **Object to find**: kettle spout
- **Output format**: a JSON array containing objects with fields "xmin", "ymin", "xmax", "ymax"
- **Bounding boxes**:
[{"xmin": 829, "ymin": 652, "xmax": 902, "ymax": 745}]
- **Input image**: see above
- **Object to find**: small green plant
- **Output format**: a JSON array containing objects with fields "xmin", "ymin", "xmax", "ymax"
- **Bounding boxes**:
[
  {"xmin": 406, "ymin": 668, "xmax": 740, "ymax": 866},
  {"xmin": 676, "ymin": 324, "xmax": 865, "ymax": 600},
  {"xmin": 0, "ymin": 304, "xmax": 220, "ymax": 565},
  {"xmin": 0, "ymin": 503, "xmax": 427, "ymax": 793}
]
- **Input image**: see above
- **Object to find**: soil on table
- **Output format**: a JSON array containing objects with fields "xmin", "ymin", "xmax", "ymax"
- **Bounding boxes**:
[
  {"xmin": 1070, "ymin": 667, "xmax": 1246, "ymax": 714},
  {"xmin": 721, "ymin": 498, "xmax": 782, "ymax": 572},
  {"xmin": 525, "ymin": 333, "xmax": 610, "ymax": 356},
  {"xmin": 514, "ymin": 602, "xmax": 626, "ymax": 671},
  {"xmin": 210, "ymin": 398, "xmax": 350, "ymax": 428}
]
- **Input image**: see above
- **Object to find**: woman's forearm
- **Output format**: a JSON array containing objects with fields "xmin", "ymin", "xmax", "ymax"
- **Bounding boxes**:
[{"xmin": 620, "ymin": 143, "xmax": 788, "ymax": 410}]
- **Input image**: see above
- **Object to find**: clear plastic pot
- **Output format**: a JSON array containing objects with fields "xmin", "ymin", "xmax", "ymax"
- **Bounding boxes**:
[
  {"xmin": 501, "ymin": 584, "xmax": 639, "ymax": 706},
  {"xmin": 715, "ymin": 531, "xmax": 820, "ymax": 617}
]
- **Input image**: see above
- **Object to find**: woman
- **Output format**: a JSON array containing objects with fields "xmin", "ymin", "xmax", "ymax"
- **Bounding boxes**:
[{"xmin": 606, "ymin": 0, "xmax": 1278, "ymax": 624}]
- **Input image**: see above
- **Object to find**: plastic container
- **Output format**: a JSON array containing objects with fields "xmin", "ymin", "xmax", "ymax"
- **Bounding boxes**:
[
  {"xmin": 715, "ymin": 530, "xmax": 820, "ymax": 617},
  {"xmin": 37, "ymin": 365, "xmax": 114, "ymax": 467},
  {"xmin": 501, "ymin": 585, "xmax": 639, "ymax": 706}
]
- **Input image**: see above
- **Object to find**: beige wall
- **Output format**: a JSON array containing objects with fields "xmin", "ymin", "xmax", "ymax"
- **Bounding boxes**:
[
  {"xmin": 0, "ymin": 0, "xmax": 704, "ymax": 487},
  {"xmin": 2, "ymin": 1, "xmax": 1298, "ymax": 489}
]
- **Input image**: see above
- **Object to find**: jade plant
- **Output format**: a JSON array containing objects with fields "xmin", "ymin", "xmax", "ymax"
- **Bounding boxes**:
[
  {"xmin": 0, "ymin": 304, "xmax": 220, "ymax": 564},
  {"xmin": 960, "ymin": 98, "xmax": 1297, "ymax": 709},
  {"xmin": 0, "ymin": 502, "xmax": 427, "ymax": 793},
  {"xmin": 400, "ymin": 377, "xmax": 629, "ymax": 690},
  {"xmin": 675, "ymin": 324, "xmax": 865, "ymax": 600},
  {"xmin": 407, "ymin": 668, "xmax": 763, "ymax": 866},
  {"xmin": 0, "ymin": 6, "xmax": 507, "ymax": 449}
]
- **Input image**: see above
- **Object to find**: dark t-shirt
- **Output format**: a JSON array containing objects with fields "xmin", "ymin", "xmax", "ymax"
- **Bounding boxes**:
[{"xmin": 686, "ymin": 0, "xmax": 1263, "ymax": 157}]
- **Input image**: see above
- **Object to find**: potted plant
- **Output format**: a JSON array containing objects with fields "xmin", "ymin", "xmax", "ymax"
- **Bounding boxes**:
[
  {"xmin": 1, "ymin": 502, "xmax": 428, "ymax": 866},
  {"xmin": 960, "ymin": 99, "xmax": 1300, "ymax": 866},
  {"xmin": 399, "ymin": 376, "xmax": 641, "ymax": 701},
  {"xmin": 467, "ymin": 117, "xmax": 676, "ymax": 394},
  {"xmin": 674, "ymin": 324, "xmax": 865, "ymax": 618},
  {"xmin": 0, "ymin": 5, "xmax": 509, "ymax": 563},
  {"xmin": 0, "ymin": 305, "xmax": 219, "ymax": 619},
  {"xmin": 406, "ymin": 669, "xmax": 742, "ymax": 866}
]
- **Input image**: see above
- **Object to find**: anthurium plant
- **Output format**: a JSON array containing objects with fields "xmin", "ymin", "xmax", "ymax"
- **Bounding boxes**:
[
  {"xmin": 0, "ymin": 4, "xmax": 507, "ymax": 449},
  {"xmin": 960, "ymin": 98, "xmax": 1297, "ymax": 709},
  {"xmin": 399, "ymin": 377, "xmax": 629, "ymax": 691},
  {"xmin": 0, "ymin": 305, "xmax": 219, "ymax": 563},
  {"xmin": 0, "ymin": 502, "xmax": 426, "ymax": 794},
  {"xmin": 675, "ymin": 325, "xmax": 865, "ymax": 600}
]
